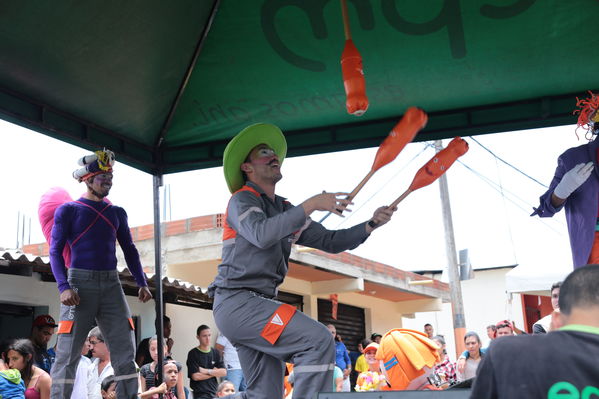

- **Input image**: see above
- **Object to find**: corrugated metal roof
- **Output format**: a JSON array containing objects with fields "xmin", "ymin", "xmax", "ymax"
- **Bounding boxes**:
[{"xmin": 0, "ymin": 250, "xmax": 211, "ymax": 305}]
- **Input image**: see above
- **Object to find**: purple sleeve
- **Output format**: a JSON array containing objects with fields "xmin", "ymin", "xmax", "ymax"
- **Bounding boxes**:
[
  {"xmin": 115, "ymin": 207, "xmax": 147, "ymax": 287},
  {"xmin": 49, "ymin": 205, "xmax": 71, "ymax": 293},
  {"xmin": 531, "ymin": 153, "xmax": 567, "ymax": 217}
]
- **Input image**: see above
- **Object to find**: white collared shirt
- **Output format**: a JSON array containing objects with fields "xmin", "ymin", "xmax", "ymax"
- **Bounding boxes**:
[{"xmin": 87, "ymin": 358, "xmax": 114, "ymax": 399}]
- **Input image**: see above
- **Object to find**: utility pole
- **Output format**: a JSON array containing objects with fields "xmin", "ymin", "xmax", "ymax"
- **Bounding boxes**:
[{"xmin": 434, "ymin": 140, "xmax": 466, "ymax": 356}]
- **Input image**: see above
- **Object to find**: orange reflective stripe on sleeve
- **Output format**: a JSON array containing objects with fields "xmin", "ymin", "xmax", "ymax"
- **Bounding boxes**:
[
  {"xmin": 588, "ymin": 231, "xmax": 599, "ymax": 264},
  {"xmin": 57, "ymin": 320, "xmax": 74, "ymax": 334},
  {"xmin": 222, "ymin": 185, "xmax": 262, "ymax": 241},
  {"xmin": 222, "ymin": 213, "xmax": 237, "ymax": 241},
  {"xmin": 260, "ymin": 304, "xmax": 296, "ymax": 345},
  {"xmin": 128, "ymin": 318, "xmax": 135, "ymax": 330}
]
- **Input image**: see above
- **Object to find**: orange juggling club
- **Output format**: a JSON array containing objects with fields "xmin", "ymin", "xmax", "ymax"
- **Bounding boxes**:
[
  {"xmin": 342, "ymin": 40, "xmax": 368, "ymax": 116},
  {"xmin": 388, "ymin": 137, "xmax": 469, "ymax": 209},
  {"xmin": 319, "ymin": 107, "xmax": 427, "ymax": 222},
  {"xmin": 340, "ymin": 0, "xmax": 368, "ymax": 116}
]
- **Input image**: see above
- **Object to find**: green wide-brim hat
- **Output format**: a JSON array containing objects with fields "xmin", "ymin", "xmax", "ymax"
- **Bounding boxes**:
[{"xmin": 223, "ymin": 123, "xmax": 287, "ymax": 193}]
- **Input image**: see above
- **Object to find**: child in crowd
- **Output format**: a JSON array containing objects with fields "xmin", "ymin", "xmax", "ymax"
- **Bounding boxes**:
[
  {"xmin": 140, "ymin": 361, "xmax": 180, "ymax": 399},
  {"xmin": 100, "ymin": 375, "xmax": 116, "ymax": 399},
  {"xmin": 431, "ymin": 335, "xmax": 456, "ymax": 387},
  {"xmin": 139, "ymin": 336, "xmax": 185, "ymax": 399},
  {"xmin": 0, "ymin": 352, "xmax": 26, "ymax": 399},
  {"xmin": 5, "ymin": 339, "xmax": 51, "ymax": 399},
  {"xmin": 215, "ymin": 380, "xmax": 236, "ymax": 397},
  {"xmin": 355, "ymin": 342, "xmax": 387, "ymax": 392}
]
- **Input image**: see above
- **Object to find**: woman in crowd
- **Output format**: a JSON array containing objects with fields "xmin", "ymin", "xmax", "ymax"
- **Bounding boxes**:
[
  {"xmin": 457, "ymin": 332, "xmax": 484, "ymax": 381},
  {"xmin": 5, "ymin": 339, "xmax": 51, "ymax": 399}
]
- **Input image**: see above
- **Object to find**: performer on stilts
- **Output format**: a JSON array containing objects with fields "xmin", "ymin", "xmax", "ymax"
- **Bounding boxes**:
[
  {"xmin": 533, "ymin": 92, "xmax": 599, "ymax": 268},
  {"xmin": 47, "ymin": 149, "xmax": 152, "ymax": 399},
  {"xmin": 208, "ymin": 123, "xmax": 395, "ymax": 399}
]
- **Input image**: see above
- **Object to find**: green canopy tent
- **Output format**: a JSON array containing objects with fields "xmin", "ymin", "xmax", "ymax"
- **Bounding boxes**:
[{"xmin": 1, "ymin": 0, "xmax": 597, "ymax": 382}]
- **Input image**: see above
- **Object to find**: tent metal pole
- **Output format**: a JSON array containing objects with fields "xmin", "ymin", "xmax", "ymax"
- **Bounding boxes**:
[{"xmin": 153, "ymin": 173, "xmax": 165, "ymax": 388}]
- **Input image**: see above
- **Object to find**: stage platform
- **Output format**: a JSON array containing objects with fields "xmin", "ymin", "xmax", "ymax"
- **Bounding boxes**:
[{"xmin": 316, "ymin": 389, "xmax": 471, "ymax": 398}]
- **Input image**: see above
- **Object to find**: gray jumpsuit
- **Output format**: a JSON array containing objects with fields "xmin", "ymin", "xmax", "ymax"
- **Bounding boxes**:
[{"xmin": 209, "ymin": 182, "xmax": 370, "ymax": 399}]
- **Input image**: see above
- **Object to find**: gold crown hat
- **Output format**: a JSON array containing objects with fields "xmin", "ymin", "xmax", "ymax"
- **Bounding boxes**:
[
  {"xmin": 72, "ymin": 149, "xmax": 116, "ymax": 182},
  {"xmin": 222, "ymin": 123, "xmax": 287, "ymax": 193}
]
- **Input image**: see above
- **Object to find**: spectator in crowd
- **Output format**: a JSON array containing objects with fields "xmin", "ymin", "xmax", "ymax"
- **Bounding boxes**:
[
  {"xmin": 0, "ymin": 347, "xmax": 26, "ymax": 399},
  {"xmin": 187, "ymin": 325, "xmax": 226, "ymax": 399},
  {"xmin": 486, "ymin": 325, "xmax": 496, "ymax": 342},
  {"xmin": 140, "ymin": 336, "xmax": 185, "ymax": 399},
  {"xmin": 71, "ymin": 339, "xmax": 93, "ymax": 398},
  {"xmin": 431, "ymin": 335, "xmax": 456, "ymax": 385},
  {"xmin": 458, "ymin": 319, "xmax": 520, "ymax": 374},
  {"xmin": 5, "ymin": 339, "xmax": 51, "ymax": 399},
  {"xmin": 140, "ymin": 360, "xmax": 180, "ymax": 399},
  {"xmin": 136, "ymin": 315, "xmax": 174, "ymax": 366},
  {"xmin": 424, "ymin": 324, "xmax": 434, "ymax": 339},
  {"xmin": 495, "ymin": 320, "xmax": 516, "ymax": 337},
  {"xmin": 471, "ymin": 264, "xmax": 599, "ymax": 397},
  {"xmin": 355, "ymin": 342, "xmax": 387, "ymax": 392},
  {"xmin": 215, "ymin": 334, "xmax": 245, "ymax": 392},
  {"xmin": 100, "ymin": 375, "xmax": 116, "ymax": 399},
  {"xmin": 533, "ymin": 281, "xmax": 562, "ymax": 334},
  {"xmin": 349, "ymin": 338, "xmax": 370, "ymax": 392},
  {"xmin": 29, "ymin": 315, "xmax": 57, "ymax": 374},
  {"xmin": 457, "ymin": 328, "xmax": 490, "ymax": 374},
  {"xmin": 456, "ymin": 332, "xmax": 484, "ymax": 381},
  {"xmin": 215, "ymin": 380, "xmax": 236, "ymax": 398},
  {"xmin": 370, "ymin": 333, "xmax": 382, "ymax": 344},
  {"xmin": 87, "ymin": 327, "xmax": 113, "ymax": 399},
  {"xmin": 327, "ymin": 324, "xmax": 351, "ymax": 392}
]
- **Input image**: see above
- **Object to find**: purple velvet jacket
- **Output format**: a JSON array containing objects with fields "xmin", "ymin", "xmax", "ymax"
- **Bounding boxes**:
[
  {"xmin": 532, "ymin": 136, "xmax": 599, "ymax": 268},
  {"xmin": 50, "ymin": 198, "xmax": 147, "ymax": 293}
]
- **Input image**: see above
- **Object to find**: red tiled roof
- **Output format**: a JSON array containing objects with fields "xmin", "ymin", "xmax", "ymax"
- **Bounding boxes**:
[{"xmin": 23, "ymin": 214, "xmax": 448, "ymax": 292}]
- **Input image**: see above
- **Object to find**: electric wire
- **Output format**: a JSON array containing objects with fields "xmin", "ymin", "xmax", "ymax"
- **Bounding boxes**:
[
  {"xmin": 456, "ymin": 159, "xmax": 566, "ymax": 236},
  {"xmin": 492, "ymin": 152, "xmax": 519, "ymax": 264},
  {"xmin": 332, "ymin": 143, "xmax": 432, "ymax": 228},
  {"xmin": 470, "ymin": 136, "xmax": 548, "ymax": 189}
]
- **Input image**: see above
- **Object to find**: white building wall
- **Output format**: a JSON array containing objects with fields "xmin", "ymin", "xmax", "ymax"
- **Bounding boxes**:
[
  {"xmin": 165, "ymin": 303, "xmax": 217, "ymax": 388},
  {"xmin": 0, "ymin": 273, "xmax": 220, "ymax": 389},
  {"xmin": 401, "ymin": 268, "xmax": 524, "ymax": 359},
  {"xmin": 0, "ymin": 274, "xmax": 62, "ymax": 347}
]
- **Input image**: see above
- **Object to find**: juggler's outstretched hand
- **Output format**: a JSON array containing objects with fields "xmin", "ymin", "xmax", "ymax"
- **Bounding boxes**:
[{"xmin": 365, "ymin": 206, "xmax": 396, "ymax": 233}]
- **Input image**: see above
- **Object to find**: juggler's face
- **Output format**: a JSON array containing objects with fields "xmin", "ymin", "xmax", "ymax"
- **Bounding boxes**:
[{"xmin": 242, "ymin": 144, "xmax": 282, "ymax": 185}]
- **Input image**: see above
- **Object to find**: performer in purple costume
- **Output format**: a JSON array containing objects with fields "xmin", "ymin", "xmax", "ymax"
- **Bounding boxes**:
[
  {"xmin": 533, "ymin": 92, "xmax": 599, "ymax": 268},
  {"xmin": 49, "ymin": 149, "xmax": 152, "ymax": 399}
]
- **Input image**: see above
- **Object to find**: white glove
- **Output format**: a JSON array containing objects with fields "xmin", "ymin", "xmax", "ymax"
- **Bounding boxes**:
[{"xmin": 553, "ymin": 162, "xmax": 594, "ymax": 199}]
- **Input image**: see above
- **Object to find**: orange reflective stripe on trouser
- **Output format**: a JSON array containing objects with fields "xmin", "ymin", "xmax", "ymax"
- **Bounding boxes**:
[
  {"xmin": 57, "ymin": 320, "xmax": 74, "ymax": 334},
  {"xmin": 261, "ymin": 304, "xmax": 296, "ymax": 345},
  {"xmin": 128, "ymin": 318, "xmax": 135, "ymax": 330},
  {"xmin": 588, "ymin": 231, "xmax": 599, "ymax": 264}
]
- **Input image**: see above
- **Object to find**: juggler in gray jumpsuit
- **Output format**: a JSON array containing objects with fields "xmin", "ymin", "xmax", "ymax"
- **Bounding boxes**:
[{"xmin": 209, "ymin": 182, "xmax": 370, "ymax": 399}]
